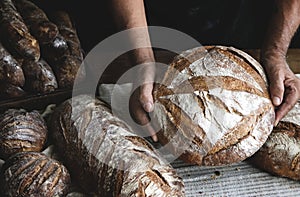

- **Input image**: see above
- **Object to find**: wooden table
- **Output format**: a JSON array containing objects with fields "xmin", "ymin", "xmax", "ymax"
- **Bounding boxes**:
[{"xmin": 245, "ymin": 49, "xmax": 300, "ymax": 73}]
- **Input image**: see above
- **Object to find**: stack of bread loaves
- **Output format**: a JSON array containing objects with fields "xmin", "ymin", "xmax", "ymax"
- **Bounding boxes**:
[
  {"xmin": 0, "ymin": 0, "xmax": 85, "ymax": 99},
  {"xmin": 0, "ymin": 109, "xmax": 71, "ymax": 196}
]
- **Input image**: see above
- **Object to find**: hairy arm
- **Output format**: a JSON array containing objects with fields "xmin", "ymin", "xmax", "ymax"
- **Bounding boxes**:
[
  {"xmin": 261, "ymin": 0, "xmax": 300, "ymax": 125},
  {"xmin": 110, "ymin": 0, "xmax": 157, "ymax": 141}
]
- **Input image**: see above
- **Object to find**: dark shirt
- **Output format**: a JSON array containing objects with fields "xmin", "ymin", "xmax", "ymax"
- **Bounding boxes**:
[
  {"xmin": 145, "ymin": 0, "xmax": 273, "ymax": 49},
  {"xmin": 31, "ymin": 0, "xmax": 275, "ymax": 50}
]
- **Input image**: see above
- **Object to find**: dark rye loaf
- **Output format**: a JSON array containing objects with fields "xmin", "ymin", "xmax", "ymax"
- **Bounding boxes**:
[
  {"xmin": 249, "ymin": 100, "xmax": 300, "ymax": 180},
  {"xmin": 49, "ymin": 94, "xmax": 184, "ymax": 197},
  {"xmin": 0, "ymin": 152, "xmax": 70, "ymax": 197},
  {"xmin": 153, "ymin": 45, "xmax": 275, "ymax": 166},
  {"xmin": 0, "ymin": 109, "xmax": 48, "ymax": 160}
]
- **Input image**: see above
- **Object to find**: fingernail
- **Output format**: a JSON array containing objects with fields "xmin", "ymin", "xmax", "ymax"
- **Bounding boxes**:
[
  {"xmin": 273, "ymin": 96, "xmax": 281, "ymax": 106},
  {"xmin": 274, "ymin": 119, "xmax": 279, "ymax": 127},
  {"xmin": 143, "ymin": 102, "xmax": 154, "ymax": 112},
  {"xmin": 152, "ymin": 135, "xmax": 158, "ymax": 142}
]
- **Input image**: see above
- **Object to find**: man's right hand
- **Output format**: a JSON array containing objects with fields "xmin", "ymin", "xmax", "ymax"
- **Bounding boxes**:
[
  {"xmin": 129, "ymin": 61, "xmax": 158, "ymax": 142},
  {"xmin": 129, "ymin": 83, "xmax": 158, "ymax": 142}
]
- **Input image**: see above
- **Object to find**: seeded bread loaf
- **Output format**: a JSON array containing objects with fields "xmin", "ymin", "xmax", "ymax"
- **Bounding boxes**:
[
  {"xmin": 49, "ymin": 94, "xmax": 184, "ymax": 196},
  {"xmin": 153, "ymin": 45, "xmax": 275, "ymax": 166},
  {"xmin": 249, "ymin": 100, "xmax": 300, "ymax": 180}
]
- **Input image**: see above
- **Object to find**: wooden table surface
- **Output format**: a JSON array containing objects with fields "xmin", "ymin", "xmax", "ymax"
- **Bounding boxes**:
[{"xmin": 245, "ymin": 49, "xmax": 300, "ymax": 73}]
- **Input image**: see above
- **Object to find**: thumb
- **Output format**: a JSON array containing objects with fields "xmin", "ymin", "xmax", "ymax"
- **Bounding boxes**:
[
  {"xmin": 269, "ymin": 75, "xmax": 284, "ymax": 106},
  {"xmin": 139, "ymin": 83, "xmax": 154, "ymax": 112}
]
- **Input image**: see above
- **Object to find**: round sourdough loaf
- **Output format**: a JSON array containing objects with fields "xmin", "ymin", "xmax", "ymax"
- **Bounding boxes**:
[
  {"xmin": 249, "ymin": 100, "xmax": 300, "ymax": 180},
  {"xmin": 153, "ymin": 45, "xmax": 275, "ymax": 166}
]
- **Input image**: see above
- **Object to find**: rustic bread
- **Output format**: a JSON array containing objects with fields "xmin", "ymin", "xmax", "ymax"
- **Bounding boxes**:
[
  {"xmin": 45, "ymin": 10, "xmax": 85, "ymax": 88},
  {"xmin": 0, "ymin": 151, "xmax": 70, "ymax": 197},
  {"xmin": 12, "ymin": 0, "xmax": 59, "ymax": 44},
  {"xmin": 153, "ymin": 45, "xmax": 275, "ymax": 166},
  {"xmin": 49, "ymin": 94, "xmax": 184, "ymax": 196},
  {"xmin": 0, "ymin": 42, "xmax": 25, "ymax": 87},
  {"xmin": 0, "ymin": 0, "xmax": 40, "ymax": 61},
  {"xmin": 249, "ymin": 100, "xmax": 300, "ymax": 180},
  {"xmin": 22, "ymin": 59, "xmax": 58, "ymax": 94},
  {"xmin": 0, "ymin": 109, "xmax": 47, "ymax": 160}
]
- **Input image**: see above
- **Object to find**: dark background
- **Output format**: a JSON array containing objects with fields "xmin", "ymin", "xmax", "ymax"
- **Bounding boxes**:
[{"xmin": 32, "ymin": 0, "xmax": 300, "ymax": 54}]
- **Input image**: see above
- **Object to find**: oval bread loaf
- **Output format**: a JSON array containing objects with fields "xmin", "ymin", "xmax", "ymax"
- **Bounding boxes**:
[
  {"xmin": 22, "ymin": 59, "xmax": 58, "ymax": 94},
  {"xmin": 153, "ymin": 45, "xmax": 275, "ymax": 166},
  {"xmin": 0, "ymin": 109, "xmax": 47, "ymax": 160},
  {"xmin": 0, "ymin": 0, "xmax": 40, "ymax": 61},
  {"xmin": 0, "ymin": 152, "xmax": 71, "ymax": 197},
  {"xmin": 49, "ymin": 94, "xmax": 184, "ymax": 197},
  {"xmin": 0, "ymin": 42, "xmax": 25, "ymax": 87},
  {"xmin": 45, "ymin": 10, "xmax": 85, "ymax": 88},
  {"xmin": 249, "ymin": 100, "xmax": 300, "ymax": 180},
  {"xmin": 13, "ymin": 0, "xmax": 59, "ymax": 44}
]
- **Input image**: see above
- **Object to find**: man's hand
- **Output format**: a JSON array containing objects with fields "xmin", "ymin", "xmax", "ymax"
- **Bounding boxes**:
[
  {"xmin": 129, "ymin": 62, "xmax": 158, "ymax": 142},
  {"xmin": 262, "ymin": 56, "xmax": 300, "ymax": 126}
]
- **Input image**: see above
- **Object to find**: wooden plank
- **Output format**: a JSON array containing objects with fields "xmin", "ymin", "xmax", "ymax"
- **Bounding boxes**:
[{"xmin": 245, "ymin": 49, "xmax": 300, "ymax": 73}]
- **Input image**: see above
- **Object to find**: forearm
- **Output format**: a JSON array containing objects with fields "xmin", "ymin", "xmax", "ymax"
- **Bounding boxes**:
[
  {"xmin": 261, "ymin": 0, "xmax": 300, "ymax": 61},
  {"xmin": 110, "ymin": 0, "xmax": 155, "ymax": 64}
]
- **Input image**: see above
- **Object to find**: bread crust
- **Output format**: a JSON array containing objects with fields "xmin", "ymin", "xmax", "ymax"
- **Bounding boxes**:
[
  {"xmin": 153, "ymin": 45, "xmax": 275, "ymax": 166},
  {"xmin": 0, "ymin": 109, "xmax": 47, "ymax": 160},
  {"xmin": 49, "ymin": 95, "xmax": 184, "ymax": 196},
  {"xmin": 0, "ymin": 152, "xmax": 70, "ymax": 197},
  {"xmin": 249, "ymin": 100, "xmax": 300, "ymax": 180}
]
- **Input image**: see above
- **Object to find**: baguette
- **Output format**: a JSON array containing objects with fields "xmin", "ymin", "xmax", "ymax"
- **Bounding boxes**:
[
  {"xmin": 49, "ymin": 94, "xmax": 184, "ymax": 196},
  {"xmin": 0, "ymin": 0, "xmax": 40, "ymax": 61},
  {"xmin": 153, "ymin": 45, "xmax": 275, "ymax": 166},
  {"xmin": 0, "ymin": 109, "xmax": 47, "ymax": 160}
]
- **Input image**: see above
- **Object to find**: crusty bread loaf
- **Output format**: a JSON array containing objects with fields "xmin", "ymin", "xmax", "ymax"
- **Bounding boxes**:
[
  {"xmin": 249, "ymin": 100, "xmax": 300, "ymax": 180},
  {"xmin": 45, "ymin": 10, "xmax": 85, "ymax": 88},
  {"xmin": 13, "ymin": 0, "xmax": 59, "ymax": 44},
  {"xmin": 49, "ymin": 94, "xmax": 184, "ymax": 196},
  {"xmin": 0, "ymin": 0, "xmax": 40, "ymax": 61},
  {"xmin": 0, "ymin": 109, "xmax": 47, "ymax": 160},
  {"xmin": 153, "ymin": 45, "xmax": 275, "ymax": 166},
  {"xmin": 0, "ymin": 152, "xmax": 70, "ymax": 197},
  {"xmin": 0, "ymin": 42, "xmax": 25, "ymax": 87},
  {"xmin": 22, "ymin": 59, "xmax": 58, "ymax": 94}
]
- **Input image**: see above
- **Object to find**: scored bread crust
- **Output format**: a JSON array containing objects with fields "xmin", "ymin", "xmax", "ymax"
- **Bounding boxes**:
[
  {"xmin": 49, "ymin": 94, "xmax": 184, "ymax": 197},
  {"xmin": 153, "ymin": 45, "xmax": 275, "ymax": 166},
  {"xmin": 0, "ymin": 152, "xmax": 71, "ymax": 197},
  {"xmin": 0, "ymin": 109, "xmax": 48, "ymax": 160},
  {"xmin": 249, "ymin": 100, "xmax": 300, "ymax": 180}
]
